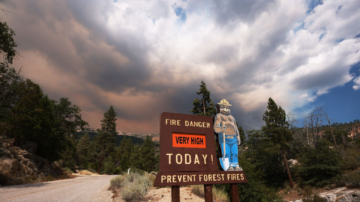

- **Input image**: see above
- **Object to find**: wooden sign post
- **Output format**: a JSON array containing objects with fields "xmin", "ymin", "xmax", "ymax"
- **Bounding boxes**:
[{"xmin": 154, "ymin": 112, "xmax": 247, "ymax": 201}]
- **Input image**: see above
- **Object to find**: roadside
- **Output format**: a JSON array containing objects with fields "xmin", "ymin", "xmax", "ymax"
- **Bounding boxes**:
[{"xmin": 0, "ymin": 175, "xmax": 115, "ymax": 202}]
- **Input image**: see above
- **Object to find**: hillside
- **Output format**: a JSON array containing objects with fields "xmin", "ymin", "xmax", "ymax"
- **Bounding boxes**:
[{"xmin": 76, "ymin": 132, "xmax": 145, "ymax": 146}]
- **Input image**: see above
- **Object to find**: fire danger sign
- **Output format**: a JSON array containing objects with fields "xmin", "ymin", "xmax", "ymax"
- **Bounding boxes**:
[{"xmin": 154, "ymin": 112, "xmax": 247, "ymax": 187}]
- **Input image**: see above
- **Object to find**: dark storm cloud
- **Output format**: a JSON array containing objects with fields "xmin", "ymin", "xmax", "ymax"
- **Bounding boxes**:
[
  {"xmin": 211, "ymin": 0, "xmax": 276, "ymax": 25},
  {"xmin": 3, "ymin": 0, "xmax": 358, "ymax": 133}
]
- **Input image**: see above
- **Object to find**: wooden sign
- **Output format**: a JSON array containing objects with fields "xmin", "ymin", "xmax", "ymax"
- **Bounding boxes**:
[
  {"xmin": 154, "ymin": 171, "xmax": 247, "ymax": 186},
  {"xmin": 155, "ymin": 112, "xmax": 248, "ymax": 187},
  {"xmin": 158, "ymin": 112, "xmax": 218, "ymax": 172}
]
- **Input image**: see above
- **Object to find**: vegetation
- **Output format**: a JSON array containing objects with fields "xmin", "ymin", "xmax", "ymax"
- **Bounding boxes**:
[
  {"xmin": 191, "ymin": 80, "xmax": 217, "ymax": 117},
  {"xmin": 110, "ymin": 173, "xmax": 155, "ymax": 202},
  {"xmin": 191, "ymin": 185, "xmax": 229, "ymax": 202}
]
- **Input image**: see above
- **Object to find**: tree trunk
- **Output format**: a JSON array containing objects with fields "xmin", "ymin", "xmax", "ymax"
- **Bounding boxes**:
[
  {"xmin": 283, "ymin": 153, "xmax": 294, "ymax": 188},
  {"xmin": 202, "ymin": 96, "xmax": 206, "ymax": 115},
  {"xmin": 342, "ymin": 133, "xmax": 346, "ymax": 151},
  {"xmin": 97, "ymin": 155, "xmax": 104, "ymax": 173}
]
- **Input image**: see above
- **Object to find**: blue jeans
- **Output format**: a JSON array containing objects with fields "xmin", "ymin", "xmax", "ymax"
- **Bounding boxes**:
[{"xmin": 218, "ymin": 133, "xmax": 239, "ymax": 167}]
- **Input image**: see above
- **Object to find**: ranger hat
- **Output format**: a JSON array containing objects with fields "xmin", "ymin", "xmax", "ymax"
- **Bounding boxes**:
[{"xmin": 218, "ymin": 99, "xmax": 232, "ymax": 106}]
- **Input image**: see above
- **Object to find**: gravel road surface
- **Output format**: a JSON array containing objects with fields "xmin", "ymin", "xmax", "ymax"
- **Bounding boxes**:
[{"xmin": 0, "ymin": 175, "xmax": 117, "ymax": 202}]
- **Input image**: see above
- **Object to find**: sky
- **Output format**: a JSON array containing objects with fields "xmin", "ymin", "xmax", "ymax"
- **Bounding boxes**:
[{"xmin": 1, "ymin": 0, "xmax": 360, "ymax": 134}]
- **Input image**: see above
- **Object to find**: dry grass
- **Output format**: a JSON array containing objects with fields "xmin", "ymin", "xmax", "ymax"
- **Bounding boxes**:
[
  {"xmin": 110, "ymin": 173, "xmax": 154, "ymax": 202},
  {"xmin": 212, "ymin": 186, "xmax": 229, "ymax": 202},
  {"xmin": 191, "ymin": 185, "xmax": 229, "ymax": 202},
  {"xmin": 79, "ymin": 170, "xmax": 92, "ymax": 175},
  {"xmin": 190, "ymin": 185, "xmax": 205, "ymax": 198}
]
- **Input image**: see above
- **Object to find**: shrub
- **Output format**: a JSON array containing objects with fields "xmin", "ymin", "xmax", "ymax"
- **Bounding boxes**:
[
  {"xmin": 62, "ymin": 167, "xmax": 73, "ymax": 174},
  {"xmin": 121, "ymin": 173, "xmax": 152, "ymax": 202},
  {"xmin": 129, "ymin": 167, "xmax": 146, "ymax": 175},
  {"xmin": 113, "ymin": 167, "xmax": 122, "ymax": 174},
  {"xmin": 110, "ymin": 176, "xmax": 124, "ymax": 189},
  {"xmin": 190, "ymin": 185, "xmax": 229, "ymax": 201},
  {"xmin": 45, "ymin": 174, "xmax": 55, "ymax": 181},
  {"xmin": 191, "ymin": 185, "xmax": 204, "ymax": 198},
  {"xmin": 212, "ymin": 186, "xmax": 229, "ymax": 202},
  {"xmin": 297, "ymin": 139, "xmax": 342, "ymax": 187},
  {"xmin": 110, "ymin": 173, "xmax": 153, "ymax": 201},
  {"xmin": 87, "ymin": 167, "xmax": 96, "ymax": 173},
  {"xmin": 79, "ymin": 170, "xmax": 92, "ymax": 175},
  {"xmin": 335, "ymin": 170, "xmax": 360, "ymax": 187}
]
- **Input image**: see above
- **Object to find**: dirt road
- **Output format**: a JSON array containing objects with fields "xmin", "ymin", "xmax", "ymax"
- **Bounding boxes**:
[{"xmin": 0, "ymin": 175, "xmax": 116, "ymax": 202}]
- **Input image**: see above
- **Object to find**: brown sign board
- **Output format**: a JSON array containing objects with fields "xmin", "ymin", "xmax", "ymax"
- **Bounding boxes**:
[
  {"xmin": 154, "ymin": 171, "xmax": 248, "ymax": 186},
  {"xmin": 159, "ymin": 112, "xmax": 218, "ymax": 172},
  {"xmin": 155, "ymin": 112, "xmax": 247, "ymax": 188}
]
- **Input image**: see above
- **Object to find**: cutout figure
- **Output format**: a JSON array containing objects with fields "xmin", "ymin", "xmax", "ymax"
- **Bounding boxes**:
[{"xmin": 214, "ymin": 99, "xmax": 243, "ymax": 171}]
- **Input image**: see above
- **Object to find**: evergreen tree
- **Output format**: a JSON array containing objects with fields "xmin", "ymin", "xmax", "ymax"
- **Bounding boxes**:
[
  {"xmin": 120, "ymin": 150, "xmax": 130, "ymax": 171},
  {"xmin": 102, "ymin": 156, "xmax": 115, "ymax": 174},
  {"xmin": 101, "ymin": 106, "xmax": 117, "ymax": 135},
  {"xmin": 297, "ymin": 138, "xmax": 342, "ymax": 186},
  {"xmin": 262, "ymin": 98, "xmax": 294, "ymax": 188},
  {"xmin": 77, "ymin": 133, "xmax": 90, "ymax": 169},
  {"xmin": 96, "ymin": 105, "xmax": 117, "ymax": 172},
  {"xmin": 130, "ymin": 145, "xmax": 142, "ymax": 169},
  {"xmin": 141, "ymin": 135, "xmax": 155, "ymax": 172},
  {"xmin": 95, "ymin": 130, "xmax": 116, "ymax": 173},
  {"xmin": 236, "ymin": 122, "xmax": 246, "ymax": 143},
  {"xmin": 0, "ymin": 21, "xmax": 17, "ymax": 64},
  {"xmin": 61, "ymin": 137, "xmax": 77, "ymax": 171},
  {"xmin": 115, "ymin": 136, "xmax": 127, "ymax": 166},
  {"xmin": 125, "ymin": 138, "xmax": 133, "ymax": 164},
  {"xmin": 53, "ymin": 97, "xmax": 88, "ymax": 166},
  {"xmin": 191, "ymin": 81, "xmax": 216, "ymax": 117}
]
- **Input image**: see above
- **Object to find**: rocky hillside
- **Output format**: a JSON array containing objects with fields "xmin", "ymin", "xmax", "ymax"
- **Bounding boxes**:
[
  {"xmin": 0, "ymin": 135, "xmax": 69, "ymax": 186},
  {"xmin": 289, "ymin": 188, "xmax": 360, "ymax": 202}
]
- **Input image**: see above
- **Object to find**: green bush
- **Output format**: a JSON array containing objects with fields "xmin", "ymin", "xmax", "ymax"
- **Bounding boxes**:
[
  {"xmin": 113, "ymin": 167, "xmax": 122, "ymax": 174},
  {"xmin": 297, "ymin": 139, "xmax": 342, "ymax": 187},
  {"xmin": 335, "ymin": 170, "xmax": 360, "ymax": 187}
]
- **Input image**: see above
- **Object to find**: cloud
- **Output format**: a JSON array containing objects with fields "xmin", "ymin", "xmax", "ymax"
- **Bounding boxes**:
[
  {"xmin": 354, "ymin": 76, "xmax": 360, "ymax": 90},
  {"xmin": 2, "ymin": 0, "xmax": 360, "ymax": 133}
]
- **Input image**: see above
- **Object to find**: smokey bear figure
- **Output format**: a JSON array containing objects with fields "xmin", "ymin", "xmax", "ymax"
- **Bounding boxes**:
[{"xmin": 214, "ymin": 99, "xmax": 243, "ymax": 171}]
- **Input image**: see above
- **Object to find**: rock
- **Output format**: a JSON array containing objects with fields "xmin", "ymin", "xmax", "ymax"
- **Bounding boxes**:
[
  {"xmin": 19, "ymin": 141, "xmax": 37, "ymax": 154},
  {"xmin": 287, "ymin": 159, "xmax": 299, "ymax": 167},
  {"xmin": 0, "ymin": 136, "xmax": 65, "ymax": 186},
  {"xmin": 320, "ymin": 188, "xmax": 360, "ymax": 202}
]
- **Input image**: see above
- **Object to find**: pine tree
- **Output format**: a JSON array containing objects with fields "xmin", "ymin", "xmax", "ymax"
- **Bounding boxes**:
[
  {"xmin": 115, "ymin": 136, "xmax": 127, "ymax": 166},
  {"xmin": 125, "ymin": 138, "xmax": 133, "ymax": 166},
  {"xmin": 191, "ymin": 81, "xmax": 216, "ymax": 117},
  {"xmin": 95, "ymin": 130, "xmax": 116, "ymax": 173},
  {"xmin": 102, "ymin": 156, "xmax": 115, "ymax": 174},
  {"xmin": 141, "ymin": 135, "xmax": 155, "ymax": 172},
  {"xmin": 101, "ymin": 106, "xmax": 117, "ymax": 135},
  {"xmin": 96, "ymin": 106, "xmax": 117, "ymax": 173},
  {"xmin": 236, "ymin": 122, "xmax": 246, "ymax": 143},
  {"xmin": 120, "ymin": 150, "xmax": 130, "ymax": 171},
  {"xmin": 130, "ymin": 145, "xmax": 142, "ymax": 169},
  {"xmin": 77, "ymin": 133, "xmax": 90, "ymax": 169},
  {"xmin": 262, "ymin": 98, "xmax": 294, "ymax": 188}
]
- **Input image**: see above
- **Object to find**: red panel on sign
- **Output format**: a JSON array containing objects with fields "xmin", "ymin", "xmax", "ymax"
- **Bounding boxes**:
[{"xmin": 172, "ymin": 133, "xmax": 206, "ymax": 148}]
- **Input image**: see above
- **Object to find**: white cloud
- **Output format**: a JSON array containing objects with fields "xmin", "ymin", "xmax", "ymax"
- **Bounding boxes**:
[
  {"xmin": 354, "ymin": 76, "xmax": 360, "ymax": 90},
  {"xmin": 3, "ymin": 0, "xmax": 360, "ymax": 131}
]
